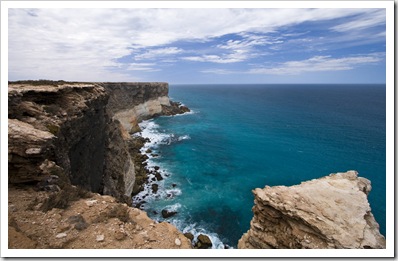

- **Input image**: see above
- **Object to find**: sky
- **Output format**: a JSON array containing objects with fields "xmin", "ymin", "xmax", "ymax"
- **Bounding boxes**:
[{"xmin": 7, "ymin": 7, "xmax": 387, "ymax": 84}]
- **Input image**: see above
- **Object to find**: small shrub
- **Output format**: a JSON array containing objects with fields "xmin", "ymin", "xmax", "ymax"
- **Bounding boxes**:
[
  {"xmin": 108, "ymin": 205, "xmax": 130, "ymax": 223},
  {"xmin": 40, "ymin": 185, "xmax": 92, "ymax": 212}
]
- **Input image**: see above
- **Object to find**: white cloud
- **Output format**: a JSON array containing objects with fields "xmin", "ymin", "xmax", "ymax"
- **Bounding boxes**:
[
  {"xmin": 182, "ymin": 53, "xmax": 248, "ymax": 64},
  {"xmin": 248, "ymin": 54, "xmax": 383, "ymax": 75},
  {"xmin": 126, "ymin": 63, "xmax": 159, "ymax": 72},
  {"xmin": 7, "ymin": 8, "xmax": 385, "ymax": 81},
  {"xmin": 331, "ymin": 9, "xmax": 385, "ymax": 32},
  {"xmin": 200, "ymin": 69, "xmax": 236, "ymax": 75},
  {"xmin": 134, "ymin": 47, "xmax": 183, "ymax": 60}
]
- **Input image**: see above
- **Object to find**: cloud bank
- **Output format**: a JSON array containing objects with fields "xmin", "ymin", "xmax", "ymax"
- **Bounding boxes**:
[{"xmin": 7, "ymin": 8, "xmax": 386, "ymax": 82}]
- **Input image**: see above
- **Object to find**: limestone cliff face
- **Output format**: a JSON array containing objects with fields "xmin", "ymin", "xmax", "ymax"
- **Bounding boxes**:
[
  {"xmin": 101, "ymin": 82, "xmax": 170, "ymax": 133},
  {"xmin": 238, "ymin": 171, "xmax": 386, "ymax": 249},
  {"xmin": 8, "ymin": 84, "xmax": 109, "ymax": 193},
  {"xmin": 8, "ymin": 82, "xmax": 182, "ymax": 204}
]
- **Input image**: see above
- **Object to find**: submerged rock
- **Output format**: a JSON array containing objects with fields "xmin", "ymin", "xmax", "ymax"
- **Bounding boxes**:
[
  {"xmin": 161, "ymin": 209, "xmax": 177, "ymax": 218},
  {"xmin": 238, "ymin": 171, "xmax": 386, "ymax": 249}
]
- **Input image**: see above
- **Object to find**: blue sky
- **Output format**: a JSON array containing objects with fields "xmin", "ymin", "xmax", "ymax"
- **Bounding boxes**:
[{"xmin": 8, "ymin": 8, "xmax": 386, "ymax": 84}]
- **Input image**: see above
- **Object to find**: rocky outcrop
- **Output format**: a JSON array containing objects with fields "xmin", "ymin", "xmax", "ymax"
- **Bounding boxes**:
[{"xmin": 238, "ymin": 171, "xmax": 386, "ymax": 249}]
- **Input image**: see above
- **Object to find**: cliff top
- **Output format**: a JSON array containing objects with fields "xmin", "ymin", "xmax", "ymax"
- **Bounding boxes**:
[{"xmin": 239, "ymin": 170, "xmax": 386, "ymax": 249}]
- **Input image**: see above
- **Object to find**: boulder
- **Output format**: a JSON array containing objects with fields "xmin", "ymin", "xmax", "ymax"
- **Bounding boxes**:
[
  {"xmin": 196, "ymin": 234, "xmax": 212, "ymax": 249},
  {"xmin": 151, "ymin": 184, "xmax": 159, "ymax": 194},
  {"xmin": 184, "ymin": 232, "xmax": 194, "ymax": 241}
]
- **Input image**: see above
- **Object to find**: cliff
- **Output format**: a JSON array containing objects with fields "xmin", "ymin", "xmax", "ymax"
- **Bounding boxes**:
[
  {"xmin": 8, "ymin": 81, "xmax": 191, "ymax": 249},
  {"xmin": 238, "ymin": 171, "xmax": 386, "ymax": 249}
]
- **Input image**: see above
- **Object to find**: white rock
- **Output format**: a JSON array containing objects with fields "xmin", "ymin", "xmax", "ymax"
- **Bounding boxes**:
[
  {"xmin": 56, "ymin": 233, "xmax": 67, "ymax": 239},
  {"xmin": 96, "ymin": 234, "xmax": 105, "ymax": 242},
  {"xmin": 25, "ymin": 147, "xmax": 41, "ymax": 155},
  {"xmin": 85, "ymin": 200, "xmax": 98, "ymax": 207},
  {"xmin": 175, "ymin": 238, "xmax": 181, "ymax": 246}
]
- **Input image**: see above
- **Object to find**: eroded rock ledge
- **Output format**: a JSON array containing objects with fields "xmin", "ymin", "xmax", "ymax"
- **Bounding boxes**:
[{"xmin": 238, "ymin": 171, "xmax": 386, "ymax": 249}]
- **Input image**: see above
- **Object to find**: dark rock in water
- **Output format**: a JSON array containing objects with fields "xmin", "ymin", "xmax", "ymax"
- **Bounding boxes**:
[
  {"xmin": 172, "ymin": 183, "xmax": 177, "ymax": 188},
  {"xmin": 196, "ymin": 234, "xmax": 212, "ymax": 249},
  {"xmin": 151, "ymin": 184, "xmax": 159, "ymax": 194},
  {"xmin": 161, "ymin": 101, "xmax": 191, "ymax": 116},
  {"xmin": 145, "ymin": 148, "xmax": 152, "ymax": 154},
  {"xmin": 134, "ymin": 201, "xmax": 146, "ymax": 209},
  {"xmin": 154, "ymin": 172, "xmax": 163, "ymax": 181},
  {"xmin": 154, "ymin": 166, "xmax": 160, "ymax": 171},
  {"xmin": 153, "ymin": 210, "xmax": 158, "ymax": 215},
  {"xmin": 161, "ymin": 209, "xmax": 177, "ymax": 218},
  {"xmin": 151, "ymin": 153, "xmax": 159, "ymax": 157},
  {"xmin": 184, "ymin": 232, "xmax": 194, "ymax": 241},
  {"xmin": 144, "ymin": 138, "xmax": 151, "ymax": 143}
]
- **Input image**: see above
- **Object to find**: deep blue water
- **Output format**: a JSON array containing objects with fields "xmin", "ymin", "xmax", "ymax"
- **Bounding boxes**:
[{"xmin": 133, "ymin": 84, "xmax": 386, "ymax": 248}]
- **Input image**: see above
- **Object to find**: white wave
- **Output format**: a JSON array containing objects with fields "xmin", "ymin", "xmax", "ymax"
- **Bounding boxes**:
[
  {"xmin": 178, "ymin": 135, "xmax": 191, "ymax": 141},
  {"xmin": 164, "ymin": 203, "xmax": 182, "ymax": 212},
  {"xmin": 171, "ymin": 109, "xmax": 197, "ymax": 116}
]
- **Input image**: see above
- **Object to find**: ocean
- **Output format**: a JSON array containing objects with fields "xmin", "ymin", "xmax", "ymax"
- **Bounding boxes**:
[{"xmin": 132, "ymin": 84, "xmax": 386, "ymax": 248}]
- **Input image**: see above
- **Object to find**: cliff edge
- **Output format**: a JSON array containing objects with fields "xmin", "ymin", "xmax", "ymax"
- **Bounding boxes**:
[
  {"xmin": 8, "ymin": 81, "xmax": 191, "ymax": 249},
  {"xmin": 238, "ymin": 171, "xmax": 386, "ymax": 249}
]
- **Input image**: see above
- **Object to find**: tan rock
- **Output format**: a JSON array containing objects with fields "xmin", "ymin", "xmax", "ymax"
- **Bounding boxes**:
[{"xmin": 238, "ymin": 171, "xmax": 386, "ymax": 249}]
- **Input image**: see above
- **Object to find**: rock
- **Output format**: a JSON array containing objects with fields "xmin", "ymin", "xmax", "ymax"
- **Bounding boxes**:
[
  {"xmin": 172, "ymin": 183, "xmax": 177, "ymax": 188},
  {"xmin": 196, "ymin": 234, "xmax": 212, "ymax": 249},
  {"xmin": 96, "ymin": 234, "xmax": 105, "ymax": 242},
  {"xmin": 175, "ymin": 238, "xmax": 181, "ymax": 246},
  {"xmin": 57, "ymin": 224, "xmax": 70, "ymax": 233},
  {"xmin": 145, "ymin": 149, "xmax": 152, "ymax": 154},
  {"xmin": 74, "ymin": 221, "xmax": 88, "ymax": 231},
  {"xmin": 114, "ymin": 231, "xmax": 126, "ymax": 241},
  {"xmin": 55, "ymin": 233, "xmax": 67, "ymax": 239},
  {"xmin": 184, "ymin": 232, "xmax": 194, "ymax": 241},
  {"xmin": 68, "ymin": 214, "xmax": 88, "ymax": 231},
  {"xmin": 161, "ymin": 209, "xmax": 177, "ymax": 218},
  {"xmin": 85, "ymin": 199, "xmax": 98, "ymax": 207},
  {"xmin": 154, "ymin": 166, "xmax": 160, "ymax": 171},
  {"xmin": 151, "ymin": 184, "xmax": 159, "ymax": 194},
  {"xmin": 154, "ymin": 172, "xmax": 163, "ymax": 181},
  {"xmin": 238, "ymin": 171, "xmax": 386, "ymax": 249},
  {"xmin": 151, "ymin": 153, "xmax": 159, "ymax": 157},
  {"xmin": 161, "ymin": 101, "xmax": 191, "ymax": 116}
]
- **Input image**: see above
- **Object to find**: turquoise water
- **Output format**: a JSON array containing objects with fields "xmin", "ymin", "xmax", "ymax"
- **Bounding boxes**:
[{"xmin": 133, "ymin": 84, "xmax": 386, "ymax": 248}]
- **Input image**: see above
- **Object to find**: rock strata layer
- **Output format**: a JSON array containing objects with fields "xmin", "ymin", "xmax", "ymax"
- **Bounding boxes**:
[{"xmin": 238, "ymin": 171, "xmax": 386, "ymax": 249}]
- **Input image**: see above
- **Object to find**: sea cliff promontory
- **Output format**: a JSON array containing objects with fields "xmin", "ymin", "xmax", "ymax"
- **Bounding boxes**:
[{"xmin": 238, "ymin": 171, "xmax": 386, "ymax": 249}]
